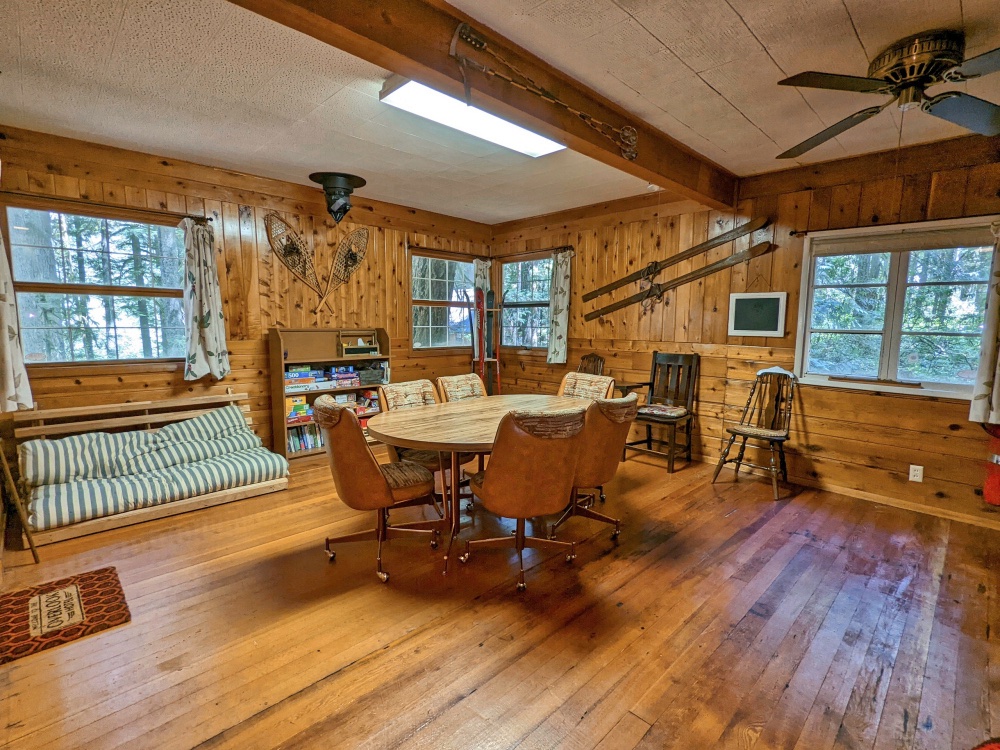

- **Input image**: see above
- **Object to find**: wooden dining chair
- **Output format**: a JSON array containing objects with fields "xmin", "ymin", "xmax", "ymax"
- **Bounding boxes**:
[
  {"xmin": 556, "ymin": 372, "xmax": 615, "ymax": 399},
  {"xmin": 577, "ymin": 353, "xmax": 605, "ymax": 375},
  {"xmin": 550, "ymin": 393, "xmax": 638, "ymax": 541},
  {"xmin": 712, "ymin": 366, "xmax": 796, "ymax": 500},
  {"xmin": 313, "ymin": 396, "xmax": 444, "ymax": 583},
  {"xmin": 436, "ymin": 373, "xmax": 487, "ymax": 403},
  {"xmin": 624, "ymin": 352, "xmax": 698, "ymax": 472},
  {"xmin": 460, "ymin": 408, "xmax": 587, "ymax": 591}
]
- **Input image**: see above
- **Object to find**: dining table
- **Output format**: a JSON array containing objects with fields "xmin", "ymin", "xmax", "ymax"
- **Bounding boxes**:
[{"xmin": 365, "ymin": 393, "xmax": 591, "ymax": 570}]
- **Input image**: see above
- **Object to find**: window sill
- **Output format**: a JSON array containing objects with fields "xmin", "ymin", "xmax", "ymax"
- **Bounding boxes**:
[
  {"xmin": 499, "ymin": 346, "xmax": 548, "ymax": 354},
  {"xmin": 409, "ymin": 346, "xmax": 473, "ymax": 357},
  {"xmin": 797, "ymin": 373, "xmax": 973, "ymax": 401},
  {"xmin": 26, "ymin": 359, "xmax": 186, "ymax": 375}
]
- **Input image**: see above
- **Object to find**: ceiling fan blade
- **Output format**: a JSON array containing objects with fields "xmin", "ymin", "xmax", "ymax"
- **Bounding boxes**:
[
  {"xmin": 778, "ymin": 71, "xmax": 893, "ymax": 94},
  {"xmin": 777, "ymin": 104, "xmax": 888, "ymax": 159},
  {"xmin": 946, "ymin": 47, "xmax": 1000, "ymax": 81},
  {"xmin": 922, "ymin": 92, "xmax": 1000, "ymax": 136}
]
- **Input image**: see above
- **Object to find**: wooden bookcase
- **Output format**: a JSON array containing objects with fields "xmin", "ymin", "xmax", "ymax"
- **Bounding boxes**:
[{"xmin": 268, "ymin": 327, "xmax": 391, "ymax": 459}]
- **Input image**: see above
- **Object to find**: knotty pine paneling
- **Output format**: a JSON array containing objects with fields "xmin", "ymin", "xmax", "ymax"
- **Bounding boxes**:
[
  {"xmin": 494, "ymin": 135, "xmax": 1000, "ymax": 525},
  {"xmin": 0, "ymin": 127, "xmax": 489, "ymax": 447}
]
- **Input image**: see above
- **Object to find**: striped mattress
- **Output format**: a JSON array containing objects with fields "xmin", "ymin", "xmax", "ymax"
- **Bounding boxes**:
[{"xmin": 20, "ymin": 405, "xmax": 289, "ymax": 532}]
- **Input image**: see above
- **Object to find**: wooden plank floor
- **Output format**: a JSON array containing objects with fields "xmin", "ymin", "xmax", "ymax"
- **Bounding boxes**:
[{"xmin": 1, "ymin": 454, "xmax": 997, "ymax": 749}]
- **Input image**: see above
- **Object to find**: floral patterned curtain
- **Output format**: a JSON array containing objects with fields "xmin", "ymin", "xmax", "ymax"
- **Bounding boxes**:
[
  {"xmin": 179, "ymin": 218, "xmax": 230, "ymax": 381},
  {"xmin": 546, "ymin": 249, "xmax": 574, "ymax": 365},
  {"xmin": 473, "ymin": 258, "xmax": 491, "ymax": 292},
  {"xmin": 0, "ymin": 231, "xmax": 32, "ymax": 411},
  {"xmin": 970, "ymin": 220, "xmax": 1000, "ymax": 423}
]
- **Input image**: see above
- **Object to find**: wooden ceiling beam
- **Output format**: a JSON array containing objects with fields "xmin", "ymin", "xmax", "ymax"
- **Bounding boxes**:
[{"xmin": 228, "ymin": 0, "xmax": 737, "ymax": 211}]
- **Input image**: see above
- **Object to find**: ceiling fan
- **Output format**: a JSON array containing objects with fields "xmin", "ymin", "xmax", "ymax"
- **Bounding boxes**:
[{"xmin": 777, "ymin": 29, "xmax": 1000, "ymax": 159}]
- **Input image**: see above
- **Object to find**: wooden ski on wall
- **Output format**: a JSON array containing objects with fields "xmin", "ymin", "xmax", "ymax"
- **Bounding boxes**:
[
  {"xmin": 584, "ymin": 242, "xmax": 774, "ymax": 321},
  {"xmin": 582, "ymin": 216, "xmax": 770, "ymax": 302}
]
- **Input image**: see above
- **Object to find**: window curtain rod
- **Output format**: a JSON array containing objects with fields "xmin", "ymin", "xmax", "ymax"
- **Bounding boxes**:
[{"xmin": 0, "ymin": 189, "xmax": 212, "ymax": 224}]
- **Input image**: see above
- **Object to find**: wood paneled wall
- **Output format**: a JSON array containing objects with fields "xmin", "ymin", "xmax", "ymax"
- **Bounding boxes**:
[
  {"xmin": 3, "ymin": 121, "xmax": 1000, "ymax": 527},
  {"xmin": 0, "ymin": 126, "xmax": 490, "ymax": 448},
  {"xmin": 493, "ymin": 134, "xmax": 1000, "ymax": 527}
]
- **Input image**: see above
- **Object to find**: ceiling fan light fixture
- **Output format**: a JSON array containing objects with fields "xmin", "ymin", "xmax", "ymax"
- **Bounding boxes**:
[
  {"xmin": 776, "ymin": 28, "xmax": 1000, "ymax": 158},
  {"xmin": 309, "ymin": 172, "xmax": 367, "ymax": 223},
  {"xmin": 379, "ymin": 76, "xmax": 566, "ymax": 158}
]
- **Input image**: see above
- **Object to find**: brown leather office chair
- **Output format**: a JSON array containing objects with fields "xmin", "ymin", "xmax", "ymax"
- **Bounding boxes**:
[
  {"xmin": 460, "ymin": 407, "xmax": 586, "ymax": 591},
  {"xmin": 379, "ymin": 379, "xmax": 475, "ymax": 504},
  {"xmin": 436, "ymin": 373, "xmax": 487, "ymax": 402},
  {"xmin": 556, "ymin": 372, "xmax": 615, "ymax": 399},
  {"xmin": 550, "ymin": 393, "xmax": 638, "ymax": 540},
  {"xmin": 437, "ymin": 373, "xmax": 490, "ymax": 478},
  {"xmin": 313, "ymin": 396, "xmax": 444, "ymax": 583}
]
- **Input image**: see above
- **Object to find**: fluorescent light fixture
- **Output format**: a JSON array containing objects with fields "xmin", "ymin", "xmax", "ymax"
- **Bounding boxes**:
[{"xmin": 379, "ymin": 77, "xmax": 565, "ymax": 158}]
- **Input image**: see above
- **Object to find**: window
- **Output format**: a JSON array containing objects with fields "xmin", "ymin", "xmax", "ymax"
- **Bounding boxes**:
[
  {"xmin": 6, "ymin": 206, "xmax": 186, "ymax": 363},
  {"xmin": 410, "ymin": 254, "xmax": 474, "ymax": 348},
  {"xmin": 796, "ymin": 219, "xmax": 997, "ymax": 395},
  {"xmin": 501, "ymin": 257, "xmax": 552, "ymax": 348}
]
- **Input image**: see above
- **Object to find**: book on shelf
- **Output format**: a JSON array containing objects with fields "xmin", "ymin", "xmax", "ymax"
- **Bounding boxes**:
[{"xmin": 288, "ymin": 423, "xmax": 325, "ymax": 454}]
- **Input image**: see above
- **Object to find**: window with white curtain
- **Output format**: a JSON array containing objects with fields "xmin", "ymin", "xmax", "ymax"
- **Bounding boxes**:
[
  {"xmin": 500, "ymin": 257, "xmax": 552, "ymax": 348},
  {"xmin": 795, "ymin": 218, "xmax": 998, "ymax": 397},
  {"xmin": 5, "ymin": 204, "xmax": 186, "ymax": 364}
]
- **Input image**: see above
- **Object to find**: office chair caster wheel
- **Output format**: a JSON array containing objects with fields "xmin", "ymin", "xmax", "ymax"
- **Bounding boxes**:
[
  {"xmin": 565, "ymin": 553, "xmax": 576, "ymax": 564},
  {"xmin": 458, "ymin": 552, "xmax": 470, "ymax": 563},
  {"xmin": 430, "ymin": 539, "xmax": 439, "ymax": 549},
  {"xmin": 516, "ymin": 582, "xmax": 527, "ymax": 592},
  {"xmin": 611, "ymin": 529, "xmax": 621, "ymax": 542},
  {"xmin": 327, "ymin": 551, "xmax": 336, "ymax": 562},
  {"xmin": 377, "ymin": 571, "xmax": 389, "ymax": 583},
  {"xmin": 599, "ymin": 492, "xmax": 606, "ymax": 503}
]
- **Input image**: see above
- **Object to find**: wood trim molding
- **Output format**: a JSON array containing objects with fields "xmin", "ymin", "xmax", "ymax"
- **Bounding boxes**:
[
  {"xmin": 227, "ymin": 0, "xmax": 736, "ymax": 210},
  {"xmin": 491, "ymin": 193, "xmax": 707, "ymax": 243},
  {"xmin": 739, "ymin": 133, "xmax": 1000, "ymax": 200},
  {"xmin": 0, "ymin": 125, "xmax": 494, "ymax": 242}
]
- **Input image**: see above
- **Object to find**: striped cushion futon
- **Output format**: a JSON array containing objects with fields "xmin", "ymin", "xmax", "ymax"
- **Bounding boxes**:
[{"xmin": 19, "ymin": 405, "xmax": 289, "ymax": 532}]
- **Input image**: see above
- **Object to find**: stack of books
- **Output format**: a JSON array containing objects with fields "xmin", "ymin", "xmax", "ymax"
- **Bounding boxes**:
[
  {"xmin": 288, "ymin": 423, "xmax": 325, "ymax": 454},
  {"xmin": 286, "ymin": 395, "xmax": 312, "ymax": 425}
]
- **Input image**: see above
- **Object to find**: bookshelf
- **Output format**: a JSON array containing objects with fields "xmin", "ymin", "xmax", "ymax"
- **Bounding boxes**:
[{"xmin": 269, "ymin": 327, "xmax": 391, "ymax": 459}]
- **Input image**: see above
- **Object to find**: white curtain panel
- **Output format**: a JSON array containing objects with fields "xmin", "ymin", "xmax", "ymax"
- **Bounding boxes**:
[
  {"xmin": 970, "ymin": 220, "xmax": 1000, "ymax": 423},
  {"xmin": 546, "ymin": 249, "xmax": 574, "ymax": 365},
  {"xmin": 0, "ymin": 231, "xmax": 33, "ymax": 411},
  {"xmin": 180, "ymin": 218, "xmax": 231, "ymax": 381}
]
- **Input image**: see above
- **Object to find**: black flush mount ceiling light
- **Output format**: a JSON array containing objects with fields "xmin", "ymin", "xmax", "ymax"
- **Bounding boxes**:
[{"xmin": 309, "ymin": 172, "xmax": 367, "ymax": 223}]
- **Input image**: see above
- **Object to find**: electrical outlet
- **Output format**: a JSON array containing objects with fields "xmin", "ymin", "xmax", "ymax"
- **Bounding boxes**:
[{"xmin": 909, "ymin": 465, "xmax": 924, "ymax": 482}]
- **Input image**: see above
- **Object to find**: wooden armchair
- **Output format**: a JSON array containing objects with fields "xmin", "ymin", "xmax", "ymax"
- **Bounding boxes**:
[
  {"xmin": 622, "ymin": 352, "xmax": 699, "ymax": 472},
  {"xmin": 577, "ymin": 353, "xmax": 605, "ymax": 375}
]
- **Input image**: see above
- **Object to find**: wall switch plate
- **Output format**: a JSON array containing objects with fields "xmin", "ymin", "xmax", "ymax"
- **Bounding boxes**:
[{"xmin": 909, "ymin": 465, "xmax": 924, "ymax": 482}]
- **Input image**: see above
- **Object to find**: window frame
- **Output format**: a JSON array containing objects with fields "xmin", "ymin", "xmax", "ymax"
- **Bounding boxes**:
[
  {"xmin": 498, "ymin": 250, "xmax": 554, "ymax": 351},
  {"xmin": 408, "ymin": 247, "xmax": 478, "ymax": 353},
  {"xmin": 794, "ymin": 215, "xmax": 999, "ymax": 399},
  {"xmin": 1, "ymin": 197, "xmax": 188, "ymax": 367}
]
